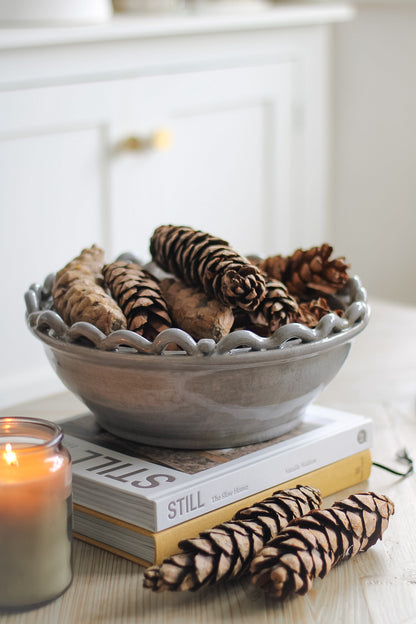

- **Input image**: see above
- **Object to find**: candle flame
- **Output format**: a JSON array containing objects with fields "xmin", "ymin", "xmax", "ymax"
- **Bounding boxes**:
[{"xmin": 4, "ymin": 443, "xmax": 18, "ymax": 467}]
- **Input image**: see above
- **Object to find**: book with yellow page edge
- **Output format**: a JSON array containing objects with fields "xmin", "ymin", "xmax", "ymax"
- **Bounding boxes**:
[
  {"xmin": 62, "ymin": 405, "xmax": 373, "ymax": 534},
  {"xmin": 72, "ymin": 448, "xmax": 372, "ymax": 567}
]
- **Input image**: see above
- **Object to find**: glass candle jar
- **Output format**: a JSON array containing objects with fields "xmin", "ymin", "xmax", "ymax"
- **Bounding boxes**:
[{"xmin": 0, "ymin": 417, "xmax": 72, "ymax": 611}]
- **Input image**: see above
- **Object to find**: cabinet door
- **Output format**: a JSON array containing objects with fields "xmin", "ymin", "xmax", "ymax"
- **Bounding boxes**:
[
  {"xmin": 109, "ymin": 62, "xmax": 294, "ymax": 260},
  {"xmin": 0, "ymin": 110, "xmax": 108, "ymax": 406}
]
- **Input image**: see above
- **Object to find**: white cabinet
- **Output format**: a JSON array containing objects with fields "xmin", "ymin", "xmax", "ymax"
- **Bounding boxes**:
[{"xmin": 0, "ymin": 4, "xmax": 353, "ymax": 407}]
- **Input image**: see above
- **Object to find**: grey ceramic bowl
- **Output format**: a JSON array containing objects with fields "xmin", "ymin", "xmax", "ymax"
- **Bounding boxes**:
[{"xmin": 25, "ymin": 275, "xmax": 369, "ymax": 449}]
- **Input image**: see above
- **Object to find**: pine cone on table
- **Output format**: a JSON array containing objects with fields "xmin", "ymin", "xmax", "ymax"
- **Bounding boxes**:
[
  {"xmin": 52, "ymin": 244, "xmax": 127, "ymax": 335},
  {"xmin": 150, "ymin": 225, "xmax": 267, "ymax": 312},
  {"xmin": 250, "ymin": 492, "xmax": 395, "ymax": 601},
  {"xmin": 258, "ymin": 244, "xmax": 350, "ymax": 300},
  {"xmin": 103, "ymin": 260, "xmax": 172, "ymax": 341},
  {"xmin": 143, "ymin": 485, "xmax": 322, "ymax": 592}
]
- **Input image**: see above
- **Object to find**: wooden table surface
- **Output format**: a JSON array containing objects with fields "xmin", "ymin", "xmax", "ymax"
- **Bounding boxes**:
[{"xmin": 1, "ymin": 297, "xmax": 416, "ymax": 624}]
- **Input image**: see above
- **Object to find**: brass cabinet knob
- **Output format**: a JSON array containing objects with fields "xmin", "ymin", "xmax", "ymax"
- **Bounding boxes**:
[{"xmin": 117, "ymin": 129, "xmax": 173, "ymax": 153}]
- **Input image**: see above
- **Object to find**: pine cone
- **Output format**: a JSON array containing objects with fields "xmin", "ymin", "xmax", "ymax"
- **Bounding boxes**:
[
  {"xmin": 232, "ymin": 279, "xmax": 299, "ymax": 335},
  {"xmin": 257, "ymin": 254, "xmax": 289, "ymax": 282},
  {"xmin": 103, "ymin": 260, "xmax": 172, "ymax": 341},
  {"xmin": 250, "ymin": 492, "xmax": 394, "ymax": 601},
  {"xmin": 159, "ymin": 278, "xmax": 234, "ymax": 342},
  {"xmin": 295, "ymin": 297, "xmax": 343, "ymax": 328},
  {"xmin": 258, "ymin": 244, "xmax": 350, "ymax": 300},
  {"xmin": 143, "ymin": 485, "xmax": 322, "ymax": 592},
  {"xmin": 52, "ymin": 245, "xmax": 127, "ymax": 335},
  {"xmin": 150, "ymin": 225, "xmax": 266, "ymax": 312}
]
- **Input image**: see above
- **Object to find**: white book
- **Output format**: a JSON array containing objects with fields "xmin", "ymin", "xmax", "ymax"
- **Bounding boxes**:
[{"xmin": 63, "ymin": 405, "xmax": 372, "ymax": 532}]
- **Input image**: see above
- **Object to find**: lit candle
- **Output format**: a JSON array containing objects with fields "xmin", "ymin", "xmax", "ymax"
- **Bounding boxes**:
[{"xmin": 0, "ymin": 417, "xmax": 72, "ymax": 611}]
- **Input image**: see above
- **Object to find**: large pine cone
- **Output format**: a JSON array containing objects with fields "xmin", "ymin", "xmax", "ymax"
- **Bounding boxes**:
[
  {"xmin": 143, "ymin": 485, "xmax": 322, "ymax": 592},
  {"xmin": 251, "ymin": 492, "xmax": 394, "ymax": 600},
  {"xmin": 52, "ymin": 244, "xmax": 127, "ymax": 335},
  {"xmin": 103, "ymin": 260, "xmax": 172, "ymax": 340},
  {"xmin": 150, "ymin": 225, "xmax": 266, "ymax": 312},
  {"xmin": 159, "ymin": 278, "xmax": 234, "ymax": 342},
  {"xmin": 258, "ymin": 244, "xmax": 350, "ymax": 300}
]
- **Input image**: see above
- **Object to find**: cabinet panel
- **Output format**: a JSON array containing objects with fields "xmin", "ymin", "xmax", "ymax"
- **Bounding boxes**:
[
  {"xmin": 110, "ymin": 62, "xmax": 294, "ymax": 259},
  {"xmin": 164, "ymin": 103, "xmax": 265, "ymax": 256},
  {"xmin": 0, "ymin": 126, "xmax": 106, "ymax": 405}
]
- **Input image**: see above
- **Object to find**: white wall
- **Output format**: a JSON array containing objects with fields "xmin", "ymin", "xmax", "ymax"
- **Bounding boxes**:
[{"xmin": 331, "ymin": 2, "xmax": 416, "ymax": 305}]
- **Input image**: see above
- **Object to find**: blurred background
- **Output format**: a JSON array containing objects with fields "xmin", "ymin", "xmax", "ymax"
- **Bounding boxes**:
[{"xmin": 1, "ymin": 0, "xmax": 414, "ymax": 407}]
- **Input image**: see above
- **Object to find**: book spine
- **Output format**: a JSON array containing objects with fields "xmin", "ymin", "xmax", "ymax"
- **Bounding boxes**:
[{"xmin": 154, "ymin": 420, "xmax": 372, "ymax": 530}]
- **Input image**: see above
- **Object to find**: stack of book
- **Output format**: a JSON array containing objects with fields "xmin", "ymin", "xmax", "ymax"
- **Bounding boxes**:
[{"xmin": 62, "ymin": 405, "xmax": 372, "ymax": 567}]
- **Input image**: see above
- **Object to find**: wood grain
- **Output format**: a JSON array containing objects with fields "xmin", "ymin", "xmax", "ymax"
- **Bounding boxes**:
[{"xmin": 1, "ymin": 297, "xmax": 416, "ymax": 624}]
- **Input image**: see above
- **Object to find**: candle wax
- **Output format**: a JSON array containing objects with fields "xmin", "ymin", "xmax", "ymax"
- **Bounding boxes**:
[{"xmin": 0, "ymin": 435, "xmax": 72, "ymax": 610}]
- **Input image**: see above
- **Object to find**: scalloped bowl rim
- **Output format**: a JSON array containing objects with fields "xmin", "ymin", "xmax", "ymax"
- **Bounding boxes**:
[{"xmin": 25, "ymin": 274, "xmax": 370, "ymax": 365}]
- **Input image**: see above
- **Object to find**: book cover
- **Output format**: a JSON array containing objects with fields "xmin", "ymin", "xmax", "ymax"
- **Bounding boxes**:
[
  {"xmin": 63, "ymin": 404, "xmax": 372, "ymax": 532},
  {"xmin": 72, "ymin": 449, "xmax": 373, "ymax": 566}
]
